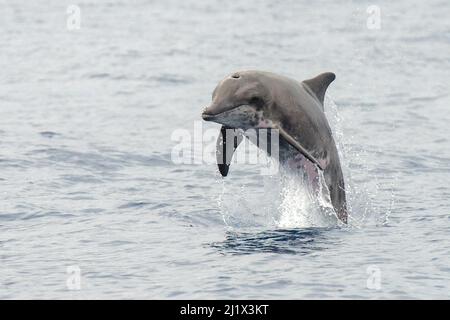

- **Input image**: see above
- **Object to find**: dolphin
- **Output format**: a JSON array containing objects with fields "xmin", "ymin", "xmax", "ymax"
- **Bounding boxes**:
[{"xmin": 202, "ymin": 70, "xmax": 347, "ymax": 223}]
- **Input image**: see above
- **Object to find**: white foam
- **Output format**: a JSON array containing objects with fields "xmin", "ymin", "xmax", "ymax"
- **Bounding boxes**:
[
  {"xmin": 276, "ymin": 167, "xmax": 338, "ymax": 228},
  {"xmin": 218, "ymin": 156, "xmax": 338, "ymax": 230}
]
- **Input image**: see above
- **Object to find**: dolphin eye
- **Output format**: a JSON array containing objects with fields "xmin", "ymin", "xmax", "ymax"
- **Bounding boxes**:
[
  {"xmin": 249, "ymin": 97, "xmax": 263, "ymax": 108},
  {"xmin": 231, "ymin": 73, "xmax": 240, "ymax": 79}
]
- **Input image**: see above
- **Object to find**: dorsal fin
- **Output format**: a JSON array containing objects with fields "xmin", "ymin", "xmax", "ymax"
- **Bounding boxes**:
[{"xmin": 302, "ymin": 72, "xmax": 336, "ymax": 107}]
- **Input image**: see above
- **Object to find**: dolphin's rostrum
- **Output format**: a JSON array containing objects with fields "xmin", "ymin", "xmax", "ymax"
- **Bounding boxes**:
[{"xmin": 202, "ymin": 70, "xmax": 347, "ymax": 223}]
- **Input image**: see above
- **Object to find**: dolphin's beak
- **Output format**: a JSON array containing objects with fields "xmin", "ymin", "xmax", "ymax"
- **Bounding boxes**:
[
  {"xmin": 202, "ymin": 103, "xmax": 219, "ymax": 120},
  {"xmin": 201, "ymin": 110, "xmax": 216, "ymax": 121},
  {"xmin": 202, "ymin": 102, "xmax": 231, "ymax": 121}
]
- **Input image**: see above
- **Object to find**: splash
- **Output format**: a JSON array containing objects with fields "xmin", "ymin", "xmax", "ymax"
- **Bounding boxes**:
[
  {"xmin": 325, "ymin": 96, "xmax": 391, "ymax": 227},
  {"xmin": 218, "ymin": 164, "xmax": 339, "ymax": 229},
  {"xmin": 276, "ymin": 166, "xmax": 338, "ymax": 228},
  {"xmin": 217, "ymin": 96, "xmax": 391, "ymax": 230}
]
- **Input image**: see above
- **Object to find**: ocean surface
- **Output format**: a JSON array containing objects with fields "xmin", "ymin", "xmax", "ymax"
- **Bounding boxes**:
[{"xmin": 1, "ymin": 0, "xmax": 449, "ymax": 299}]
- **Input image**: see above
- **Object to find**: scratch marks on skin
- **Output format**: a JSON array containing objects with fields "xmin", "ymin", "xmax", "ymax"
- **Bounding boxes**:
[
  {"xmin": 318, "ymin": 156, "xmax": 330, "ymax": 170},
  {"xmin": 213, "ymin": 105, "xmax": 261, "ymax": 129},
  {"xmin": 281, "ymin": 145, "xmax": 330, "ymax": 193},
  {"xmin": 286, "ymin": 153, "xmax": 320, "ymax": 189},
  {"xmin": 257, "ymin": 116, "xmax": 274, "ymax": 129}
]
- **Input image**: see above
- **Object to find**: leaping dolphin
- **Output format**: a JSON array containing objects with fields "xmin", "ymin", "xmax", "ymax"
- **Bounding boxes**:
[{"xmin": 202, "ymin": 70, "xmax": 347, "ymax": 223}]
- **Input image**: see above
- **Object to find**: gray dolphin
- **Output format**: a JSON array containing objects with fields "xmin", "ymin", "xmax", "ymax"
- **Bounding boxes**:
[{"xmin": 202, "ymin": 70, "xmax": 347, "ymax": 223}]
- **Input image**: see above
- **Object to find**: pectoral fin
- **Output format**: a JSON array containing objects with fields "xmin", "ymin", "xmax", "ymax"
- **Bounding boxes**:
[
  {"xmin": 275, "ymin": 126, "xmax": 324, "ymax": 171},
  {"xmin": 216, "ymin": 126, "xmax": 243, "ymax": 176}
]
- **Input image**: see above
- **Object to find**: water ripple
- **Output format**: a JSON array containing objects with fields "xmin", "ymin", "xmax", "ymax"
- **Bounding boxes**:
[{"xmin": 211, "ymin": 228, "xmax": 334, "ymax": 255}]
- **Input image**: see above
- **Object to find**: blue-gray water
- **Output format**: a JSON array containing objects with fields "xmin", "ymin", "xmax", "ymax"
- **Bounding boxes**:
[{"xmin": 1, "ymin": 0, "xmax": 449, "ymax": 299}]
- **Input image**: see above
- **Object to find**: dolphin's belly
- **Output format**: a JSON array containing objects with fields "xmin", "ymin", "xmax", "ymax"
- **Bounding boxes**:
[
  {"xmin": 244, "ymin": 131, "xmax": 320, "ymax": 187},
  {"xmin": 278, "ymin": 141, "xmax": 320, "ymax": 190}
]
